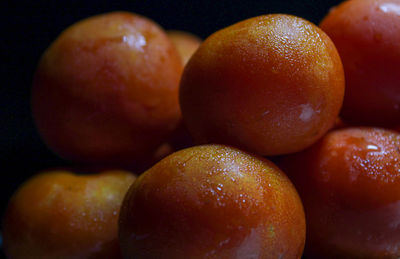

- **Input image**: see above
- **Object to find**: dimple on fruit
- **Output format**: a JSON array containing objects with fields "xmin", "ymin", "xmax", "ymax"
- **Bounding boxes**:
[
  {"xmin": 180, "ymin": 14, "xmax": 345, "ymax": 156},
  {"xmin": 31, "ymin": 12, "xmax": 183, "ymax": 167},
  {"xmin": 119, "ymin": 145, "xmax": 306, "ymax": 259}
]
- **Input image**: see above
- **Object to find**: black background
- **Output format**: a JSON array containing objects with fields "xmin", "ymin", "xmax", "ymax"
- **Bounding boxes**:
[{"xmin": 1, "ymin": 0, "xmax": 343, "ymax": 252}]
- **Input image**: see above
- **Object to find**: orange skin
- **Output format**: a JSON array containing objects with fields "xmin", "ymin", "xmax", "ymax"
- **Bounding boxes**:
[
  {"xmin": 119, "ymin": 145, "xmax": 305, "ymax": 259},
  {"xmin": 3, "ymin": 170, "xmax": 136, "ymax": 258},
  {"xmin": 180, "ymin": 14, "xmax": 344, "ymax": 156},
  {"xmin": 320, "ymin": 0, "xmax": 400, "ymax": 127},
  {"xmin": 167, "ymin": 30, "xmax": 202, "ymax": 65},
  {"xmin": 32, "ymin": 12, "xmax": 183, "ymax": 167},
  {"xmin": 279, "ymin": 128, "xmax": 400, "ymax": 258}
]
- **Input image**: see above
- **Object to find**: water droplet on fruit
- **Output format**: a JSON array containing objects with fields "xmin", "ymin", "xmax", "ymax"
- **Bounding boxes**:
[{"xmin": 367, "ymin": 144, "xmax": 380, "ymax": 151}]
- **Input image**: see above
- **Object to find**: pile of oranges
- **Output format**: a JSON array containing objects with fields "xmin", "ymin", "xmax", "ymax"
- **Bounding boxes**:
[{"xmin": 3, "ymin": 0, "xmax": 400, "ymax": 258}]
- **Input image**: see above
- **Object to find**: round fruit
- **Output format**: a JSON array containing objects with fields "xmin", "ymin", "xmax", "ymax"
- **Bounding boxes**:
[
  {"xmin": 168, "ymin": 30, "xmax": 202, "ymax": 65},
  {"xmin": 320, "ymin": 0, "xmax": 400, "ymax": 126},
  {"xmin": 279, "ymin": 127, "xmax": 400, "ymax": 258},
  {"xmin": 3, "ymin": 170, "xmax": 136, "ymax": 258},
  {"xmin": 180, "ymin": 14, "xmax": 345, "ymax": 156},
  {"xmin": 32, "ymin": 12, "xmax": 183, "ymax": 166},
  {"xmin": 119, "ymin": 145, "xmax": 305, "ymax": 259}
]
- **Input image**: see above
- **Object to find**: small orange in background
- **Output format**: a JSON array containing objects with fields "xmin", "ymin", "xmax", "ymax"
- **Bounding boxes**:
[
  {"xmin": 119, "ymin": 145, "xmax": 306, "ymax": 258},
  {"xmin": 279, "ymin": 127, "xmax": 400, "ymax": 258},
  {"xmin": 320, "ymin": 0, "xmax": 400, "ymax": 127},
  {"xmin": 180, "ymin": 14, "xmax": 344, "ymax": 156},
  {"xmin": 141, "ymin": 30, "xmax": 201, "ymax": 165},
  {"xmin": 331, "ymin": 117, "xmax": 350, "ymax": 130},
  {"xmin": 3, "ymin": 170, "xmax": 136, "ymax": 258},
  {"xmin": 32, "ymin": 12, "xmax": 183, "ymax": 168},
  {"xmin": 167, "ymin": 30, "xmax": 202, "ymax": 65}
]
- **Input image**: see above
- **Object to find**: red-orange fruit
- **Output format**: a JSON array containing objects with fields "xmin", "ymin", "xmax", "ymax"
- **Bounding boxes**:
[
  {"xmin": 119, "ymin": 145, "xmax": 306, "ymax": 259},
  {"xmin": 320, "ymin": 0, "xmax": 400, "ymax": 126},
  {"xmin": 180, "ymin": 14, "xmax": 344, "ymax": 156},
  {"xmin": 3, "ymin": 170, "xmax": 136, "ymax": 258},
  {"xmin": 32, "ymin": 12, "xmax": 183, "ymax": 166},
  {"xmin": 279, "ymin": 127, "xmax": 400, "ymax": 258},
  {"xmin": 167, "ymin": 30, "xmax": 202, "ymax": 65}
]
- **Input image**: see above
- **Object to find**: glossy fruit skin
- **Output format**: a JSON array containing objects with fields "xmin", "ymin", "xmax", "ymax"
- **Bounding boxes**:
[
  {"xmin": 119, "ymin": 144, "xmax": 305, "ymax": 259},
  {"xmin": 32, "ymin": 12, "xmax": 183, "ymax": 166},
  {"xmin": 279, "ymin": 128, "xmax": 400, "ymax": 258},
  {"xmin": 320, "ymin": 0, "xmax": 400, "ymax": 127},
  {"xmin": 3, "ymin": 170, "xmax": 136, "ymax": 258},
  {"xmin": 167, "ymin": 30, "xmax": 202, "ymax": 65},
  {"xmin": 180, "ymin": 14, "xmax": 344, "ymax": 156}
]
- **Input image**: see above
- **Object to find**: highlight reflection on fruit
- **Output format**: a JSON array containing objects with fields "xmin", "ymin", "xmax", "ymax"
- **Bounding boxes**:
[
  {"xmin": 279, "ymin": 127, "xmax": 400, "ymax": 258},
  {"xmin": 32, "ymin": 12, "xmax": 183, "ymax": 167},
  {"xmin": 180, "ymin": 14, "xmax": 345, "ymax": 156},
  {"xmin": 119, "ymin": 145, "xmax": 306, "ymax": 259},
  {"xmin": 320, "ymin": 0, "xmax": 400, "ymax": 127},
  {"xmin": 3, "ymin": 170, "xmax": 136, "ymax": 259}
]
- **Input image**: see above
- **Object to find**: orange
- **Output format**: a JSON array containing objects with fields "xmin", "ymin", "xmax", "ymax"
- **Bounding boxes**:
[
  {"xmin": 119, "ymin": 145, "xmax": 305, "ymax": 258},
  {"xmin": 32, "ymin": 12, "xmax": 183, "ymax": 167},
  {"xmin": 3, "ymin": 170, "xmax": 136, "ymax": 258},
  {"xmin": 320, "ymin": 0, "xmax": 400, "ymax": 126},
  {"xmin": 279, "ymin": 127, "xmax": 400, "ymax": 258},
  {"xmin": 167, "ymin": 30, "xmax": 202, "ymax": 65},
  {"xmin": 180, "ymin": 14, "xmax": 344, "ymax": 156}
]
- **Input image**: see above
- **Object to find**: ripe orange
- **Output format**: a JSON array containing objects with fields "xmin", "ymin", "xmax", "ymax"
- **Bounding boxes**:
[
  {"xmin": 180, "ymin": 14, "xmax": 344, "ymax": 156},
  {"xmin": 3, "ymin": 170, "xmax": 136, "ymax": 258},
  {"xmin": 167, "ymin": 30, "xmax": 202, "ymax": 65},
  {"xmin": 119, "ymin": 145, "xmax": 306, "ymax": 258},
  {"xmin": 320, "ymin": 0, "xmax": 400, "ymax": 126},
  {"xmin": 279, "ymin": 127, "xmax": 400, "ymax": 258},
  {"xmin": 32, "ymin": 12, "xmax": 183, "ymax": 167}
]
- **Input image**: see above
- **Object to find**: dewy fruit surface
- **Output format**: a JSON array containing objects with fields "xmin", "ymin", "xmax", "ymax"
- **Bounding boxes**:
[
  {"xmin": 180, "ymin": 14, "xmax": 344, "ymax": 156},
  {"xmin": 3, "ymin": 170, "xmax": 136, "ymax": 258},
  {"xmin": 320, "ymin": 0, "xmax": 400, "ymax": 126},
  {"xmin": 279, "ymin": 127, "xmax": 400, "ymax": 258},
  {"xmin": 119, "ymin": 145, "xmax": 305, "ymax": 259}
]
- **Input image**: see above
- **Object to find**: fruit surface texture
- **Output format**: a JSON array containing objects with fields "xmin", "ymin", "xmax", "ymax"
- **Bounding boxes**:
[
  {"xmin": 32, "ymin": 12, "xmax": 183, "ymax": 166},
  {"xmin": 180, "ymin": 14, "xmax": 344, "ymax": 156},
  {"xmin": 3, "ymin": 170, "xmax": 136, "ymax": 258},
  {"xmin": 119, "ymin": 145, "xmax": 305, "ymax": 259},
  {"xmin": 320, "ymin": 0, "xmax": 400, "ymax": 126},
  {"xmin": 280, "ymin": 128, "xmax": 400, "ymax": 258}
]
